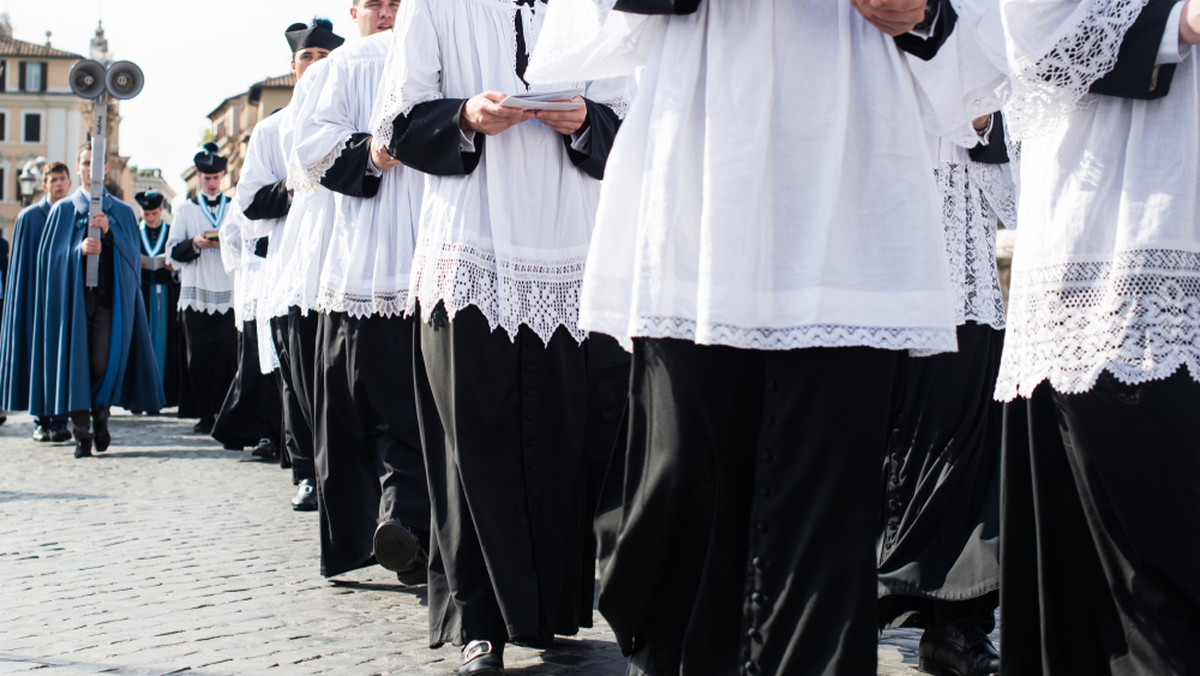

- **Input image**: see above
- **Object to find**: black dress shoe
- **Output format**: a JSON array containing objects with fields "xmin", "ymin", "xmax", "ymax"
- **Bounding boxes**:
[
  {"xmin": 919, "ymin": 619, "xmax": 1000, "ymax": 676},
  {"xmin": 373, "ymin": 521, "xmax": 428, "ymax": 585},
  {"xmin": 458, "ymin": 640, "xmax": 503, "ymax": 675},
  {"xmin": 74, "ymin": 438, "xmax": 93, "ymax": 458},
  {"xmin": 251, "ymin": 438, "xmax": 278, "ymax": 460},
  {"xmin": 94, "ymin": 428, "xmax": 111, "ymax": 453},
  {"xmin": 49, "ymin": 425, "xmax": 73, "ymax": 442},
  {"xmin": 193, "ymin": 417, "xmax": 214, "ymax": 434},
  {"xmin": 32, "ymin": 425, "xmax": 50, "ymax": 442},
  {"xmin": 291, "ymin": 479, "xmax": 318, "ymax": 511}
]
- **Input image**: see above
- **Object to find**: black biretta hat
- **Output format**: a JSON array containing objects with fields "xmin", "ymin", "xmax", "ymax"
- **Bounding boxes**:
[
  {"xmin": 135, "ymin": 190, "xmax": 164, "ymax": 210},
  {"xmin": 193, "ymin": 142, "xmax": 227, "ymax": 174},
  {"xmin": 285, "ymin": 18, "xmax": 344, "ymax": 54}
]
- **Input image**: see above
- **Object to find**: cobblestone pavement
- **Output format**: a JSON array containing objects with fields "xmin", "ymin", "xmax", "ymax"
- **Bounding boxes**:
[{"xmin": 0, "ymin": 409, "xmax": 948, "ymax": 675}]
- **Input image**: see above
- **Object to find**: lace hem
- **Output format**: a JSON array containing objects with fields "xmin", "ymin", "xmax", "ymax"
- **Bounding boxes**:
[
  {"xmin": 995, "ymin": 249, "xmax": 1200, "ymax": 400},
  {"xmin": 1004, "ymin": 0, "xmax": 1149, "ymax": 138},
  {"xmin": 316, "ymin": 287, "xmax": 410, "ymax": 319},
  {"xmin": 180, "ymin": 287, "xmax": 233, "ymax": 315},
  {"xmin": 408, "ymin": 240, "xmax": 587, "ymax": 344},
  {"xmin": 590, "ymin": 316, "xmax": 957, "ymax": 355}
]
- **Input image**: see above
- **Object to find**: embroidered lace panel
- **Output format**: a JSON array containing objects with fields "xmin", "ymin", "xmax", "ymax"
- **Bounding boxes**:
[
  {"xmin": 317, "ymin": 287, "xmax": 410, "ymax": 319},
  {"xmin": 1005, "ymin": 0, "xmax": 1149, "ymax": 138},
  {"xmin": 937, "ymin": 162, "xmax": 1007, "ymax": 329},
  {"xmin": 179, "ymin": 287, "xmax": 234, "ymax": 315},
  {"xmin": 995, "ymin": 249, "xmax": 1200, "ymax": 400},
  {"xmin": 408, "ymin": 239, "xmax": 587, "ymax": 344},
  {"xmin": 616, "ymin": 316, "xmax": 957, "ymax": 355}
]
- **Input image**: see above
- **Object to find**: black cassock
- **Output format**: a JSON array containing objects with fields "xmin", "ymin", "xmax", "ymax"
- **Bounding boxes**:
[
  {"xmin": 877, "ymin": 323, "xmax": 1002, "ymax": 629},
  {"xmin": 387, "ymin": 80, "xmax": 626, "ymax": 647},
  {"xmin": 138, "ymin": 223, "xmax": 183, "ymax": 409},
  {"xmin": 212, "ymin": 318, "xmax": 281, "ymax": 450}
]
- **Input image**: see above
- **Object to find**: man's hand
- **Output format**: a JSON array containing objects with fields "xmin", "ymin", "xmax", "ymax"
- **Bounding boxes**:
[
  {"xmin": 460, "ymin": 91, "xmax": 536, "ymax": 136},
  {"xmin": 90, "ymin": 212, "xmax": 110, "ymax": 235},
  {"xmin": 534, "ymin": 97, "xmax": 588, "ymax": 136},
  {"xmin": 80, "ymin": 237, "xmax": 103, "ymax": 256},
  {"xmin": 370, "ymin": 137, "xmax": 401, "ymax": 171},
  {"xmin": 851, "ymin": 0, "xmax": 929, "ymax": 36},
  {"xmin": 1181, "ymin": 0, "xmax": 1200, "ymax": 45},
  {"xmin": 192, "ymin": 233, "xmax": 218, "ymax": 250}
]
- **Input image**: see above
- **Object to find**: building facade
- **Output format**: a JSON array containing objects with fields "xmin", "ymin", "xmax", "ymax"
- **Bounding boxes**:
[
  {"xmin": 0, "ymin": 34, "xmax": 85, "ymax": 240},
  {"xmin": 183, "ymin": 74, "xmax": 296, "ymax": 199}
]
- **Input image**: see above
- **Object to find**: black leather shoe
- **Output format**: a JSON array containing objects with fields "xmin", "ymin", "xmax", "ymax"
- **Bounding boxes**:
[
  {"xmin": 291, "ymin": 479, "xmax": 318, "ymax": 511},
  {"xmin": 919, "ymin": 620, "xmax": 1000, "ymax": 676},
  {"xmin": 193, "ymin": 417, "xmax": 214, "ymax": 434},
  {"xmin": 50, "ymin": 425, "xmax": 73, "ymax": 442},
  {"xmin": 94, "ymin": 427, "xmax": 111, "ymax": 453},
  {"xmin": 32, "ymin": 425, "xmax": 49, "ymax": 442},
  {"xmin": 251, "ymin": 438, "xmax": 278, "ymax": 460},
  {"xmin": 74, "ymin": 438, "xmax": 93, "ymax": 458},
  {"xmin": 458, "ymin": 640, "xmax": 503, "ymax": 675},
  {"xmin": 374, "ymin": 521, "xmax": 428, "ymax": 585}
]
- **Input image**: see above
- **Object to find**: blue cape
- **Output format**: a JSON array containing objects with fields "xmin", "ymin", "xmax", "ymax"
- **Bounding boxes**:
[
  {"xmin": 0, "ymin": 198, "xmax": 52, "ymax": 411},
  {"xmin": 29, "ymin": 189, "xmax": 166, "ymax": 417}
]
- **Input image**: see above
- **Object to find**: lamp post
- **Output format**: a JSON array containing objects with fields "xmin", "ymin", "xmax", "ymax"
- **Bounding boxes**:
[{"xmin": 17, "ymin": 163, "xmax": 40, "ymax": 207}]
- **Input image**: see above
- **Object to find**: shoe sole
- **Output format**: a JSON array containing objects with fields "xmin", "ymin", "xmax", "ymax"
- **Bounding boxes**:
[
  {"xmin": 374, "ymin": 522, "xmax": 421, "ymax": 574},
  {"xmin": 291, "ymin": 500, "xmax": 318, "ymax": 512}
]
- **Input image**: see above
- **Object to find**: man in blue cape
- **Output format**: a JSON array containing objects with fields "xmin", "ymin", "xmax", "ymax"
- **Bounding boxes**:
[
  {"xmin": 0, "ymin": 161, "xmax": 74, "ymax": 442},
  {"xmin": 31, "ymin": 146, "xmax": 165, "ymax": 458}
]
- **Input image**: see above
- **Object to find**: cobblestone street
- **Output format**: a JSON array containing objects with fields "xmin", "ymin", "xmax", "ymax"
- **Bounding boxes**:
[{"xmin": 0, "ymin": 409, "xmax": 938, "ymax": 675}]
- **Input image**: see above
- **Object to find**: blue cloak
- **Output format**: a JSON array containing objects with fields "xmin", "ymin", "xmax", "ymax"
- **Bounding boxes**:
[
  {"xmin": 0, "ymin": 197, "xmax": 52, "ymax": 411},
  {"xmin": 29, "ymin": 189, "xmax": 166, "ymax": 417}
]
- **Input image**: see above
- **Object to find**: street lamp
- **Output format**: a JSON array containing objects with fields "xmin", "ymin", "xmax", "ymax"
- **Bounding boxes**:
[{"xmin": 17, "ymin": 163, "xmax": 40, "ymax": 207}]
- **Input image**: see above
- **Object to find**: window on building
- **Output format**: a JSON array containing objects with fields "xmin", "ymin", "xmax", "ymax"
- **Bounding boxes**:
[
  {"xmin": 23, "ymin": 112, "xmax": 41, "ymax": 143},
  {"xmin": 19, "ymin": 62, "xmax": 47, "ymax": 92},
  {"xmin": 0, "ymin": 167, "xmax": 6, "ymax": 202},
  {"xmin": 0, "ymin": 62, "xmax": 6, "ymax": 91},
  {"xmin": 0, "ymin": 111, "xmax": 6, "ymax": 141}
]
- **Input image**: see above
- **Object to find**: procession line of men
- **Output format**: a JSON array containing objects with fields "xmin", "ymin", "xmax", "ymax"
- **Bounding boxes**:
[{"xmin": 1, "ymin": 0, "xmax": 1197, "ymax": 675}]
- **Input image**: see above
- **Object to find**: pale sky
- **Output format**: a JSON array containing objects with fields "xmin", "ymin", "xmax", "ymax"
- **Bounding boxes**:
[{"xmin": 2, "ymin": 0, "xmax": 363, "ymax": 197}]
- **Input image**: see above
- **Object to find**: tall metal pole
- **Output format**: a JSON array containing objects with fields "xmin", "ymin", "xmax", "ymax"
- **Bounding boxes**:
[{"xmin": 86, "ymin": 91, "xmax": 107, "ymax": 289}]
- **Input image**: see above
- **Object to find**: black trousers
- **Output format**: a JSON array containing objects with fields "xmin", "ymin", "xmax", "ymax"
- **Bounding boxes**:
[
  {"xmin": 70, "ymin": 288, "xmax": 113, "ymax": 437},
  {"xmin": 1001, "ymin": 368, "xmax": 1200, "ymax": 676},
  {"xmin": 877, "ymin": 323, "xmax": 1002, "ymax": 629},
  {"xmin": 179, "ymin": 308, "xmax": 237, "ymax": 421},
  {"xmin": 271, "ymin": 307, "xmax": 317, "ymax": 484},
  {"xmin": 597, "ymin": 339, "xmax": 900, "ymax": 676},
  {"xmin": 211, "ymin": 320, "xmax": 282, "ymax": 449},
  {"xmin": 414, "ymin": 303, "xmax": 601, "ymax": 648},
  {"xmin": 313, "ymin": 311, "xmax": 430, "ymax": 578}
]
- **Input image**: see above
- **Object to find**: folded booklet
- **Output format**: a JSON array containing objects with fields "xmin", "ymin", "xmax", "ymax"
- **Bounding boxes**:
[
  {"xmin": 141, "ymin": 255, "xmax": 167, "ymax": 270},
  {"xmin": 498, "ymin": 88, "xmax": 585, "ymax": 111}
]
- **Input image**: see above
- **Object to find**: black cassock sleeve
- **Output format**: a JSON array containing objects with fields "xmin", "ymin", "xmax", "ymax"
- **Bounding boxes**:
[
  {"xmin": 254, "ymin": 237, "xmax": 270, "ymax": 258},
  {"xmin": 171, "ymin": 239, "xmax": 200, "ymax": 263},
  {"xmin": 318, "ymin": 133, "xmax": 383, "ymax": 198},
  {"xmin": 612, "ymin": 0, "xmax": 700, "ymax": 13},
  {"xmin": 968, "ymin": 112, "xmax": 1010, "ymax": 165},
  {"xmin": 388, "ymin": 99, "xmax": 484, "ymax": 176},
  {"xmin": 1089, "ymin": 0, "xmax": 1178, "ymax": 99},
  {"xmin": 894, "ymin": 0, "xmax": 958, "ymax": 61},
  {"xmin": 243, "ymin": 180, "xmax": 290, "ymax": 220},
  {"xmin": 564, "ymin": 98, "xmax": 622, "ymax": 181}
]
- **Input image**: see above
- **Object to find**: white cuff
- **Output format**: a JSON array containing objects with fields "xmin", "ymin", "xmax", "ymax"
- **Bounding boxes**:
[
  {"xmin": 1158, "ymin": 1, "xmax": 1192, "ymax": 64},
  {"xmin": 569, "ymin": 127, "xmax": 592, "ymax": 152},
  {"xmin": 907, "ymin": 2, "xmax": 939, "ymax": 40}
]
